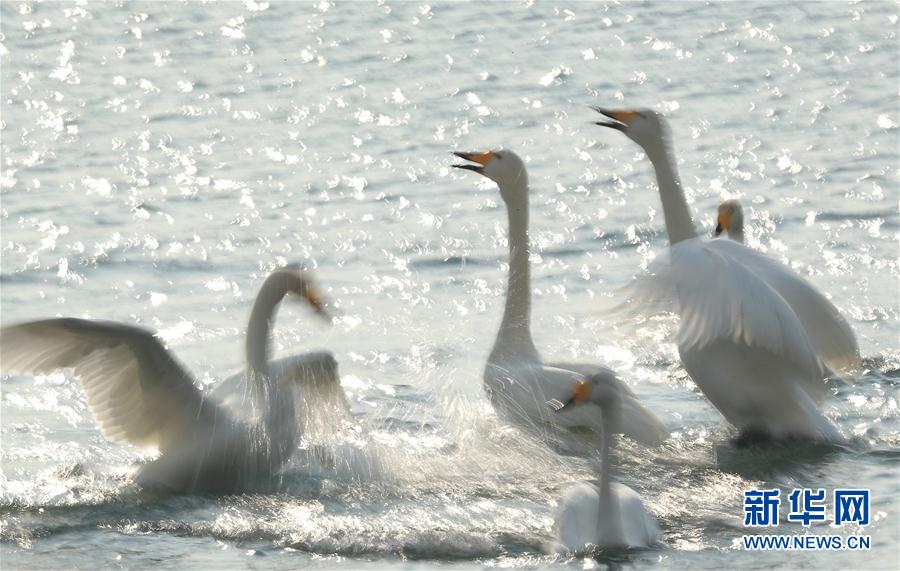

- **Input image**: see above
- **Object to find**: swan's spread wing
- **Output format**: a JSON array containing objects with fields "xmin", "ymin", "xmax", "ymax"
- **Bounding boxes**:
[
  {"xmin": 486, "ymin": 361, "xmax": 667, "ymax": 446},
  {"xmin": 0, "ymin": 319, "xmax": 213, "ymax": 452},
  {"xmin": 547, "ymin": 361, "xmax": 668, "ymax": 446},
  {"xmin": 625, "ymin": 239, "xmax": 823, "ymax": 382},
  {"xmin": 213, "ymin": 351, "xmax": 350, "ymax": 435},
  {"xmin": 707, "ymin": 239, "xmax": 860, "ymax": 375},
  {"xmin": 269, "ymin": 352, "xmax": 354, "ymax": 434}
]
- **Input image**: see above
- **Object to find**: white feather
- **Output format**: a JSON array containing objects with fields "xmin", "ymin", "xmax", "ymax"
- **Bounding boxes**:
[
  {"xmin": 626, "ymin": 239, "xmax": 831, "ymax": 403},
  {"xmin": 708, "ymin": 238, "xmax": 860, "ymax": 375},
  {"xmin": 556, "ymin": 481, "xmax": 661, "ymax": 551},
  {"xmin": 680, "ymin": 339, "xmax": 841, "ymax": 440},
  {"xmin": 0, "ymin": 319, "xmax": 212, "ymax": 453}
]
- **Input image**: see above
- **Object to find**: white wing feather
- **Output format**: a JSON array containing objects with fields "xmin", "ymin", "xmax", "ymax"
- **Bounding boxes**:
[
  {"xmin": 625, "ymin": 239, "xmax": 824, "ymax": 382},
  {"xmin": 707, "ymin": 239, "xmax": 860, "ymax": 375},
  {"xmin": 0, "ymin": 319, "xmax": 215, "ymax": 452},
  {"xmin": 486, "ymin": 361, "xmax": 667, "ymax": 446},
  {"xmin": 546, "ymin": 361, "xmax": 668, "ymax": 446},
  {"xmin": 213, "ymin": 351, "xmax": 352, "ymax": 433}
]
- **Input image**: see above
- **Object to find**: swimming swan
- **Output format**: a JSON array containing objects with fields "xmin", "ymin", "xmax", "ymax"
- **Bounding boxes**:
[
  {"xmin": 550, "ymin": 377, "xmax": 661, "ymax": 550},
  {"xmin": 453, "ymin": 149, "xmax": 667, "ymax": 447}
]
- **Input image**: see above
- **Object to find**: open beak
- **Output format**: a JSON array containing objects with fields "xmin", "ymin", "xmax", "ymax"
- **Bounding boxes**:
[
  {"xmin": 546, "ymin": 379, "xmax": 592, "ymax": 413},
  {"xmin": 547, "ymin": 397, "xmax": 578, "ymax": 413},
  {"xmin": 452, "ymin": 151, "xmax": 497, "ymax": 174},
  {"xmin": 592, "ymin": 107, "xmax": 641, "ymax": 132}
]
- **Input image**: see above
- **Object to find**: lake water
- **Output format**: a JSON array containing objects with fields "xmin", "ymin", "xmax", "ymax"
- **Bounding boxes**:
[{"xmin": 1, "ymin": 1, "xmax": 898, "ymax": 569}]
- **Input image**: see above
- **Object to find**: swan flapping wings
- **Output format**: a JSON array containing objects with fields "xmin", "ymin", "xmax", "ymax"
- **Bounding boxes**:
[{"xmin": 0, "ymin": 267, "xmax": 340, "ymax": 492}]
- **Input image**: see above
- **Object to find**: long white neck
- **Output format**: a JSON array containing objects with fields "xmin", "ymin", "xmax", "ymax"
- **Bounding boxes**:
[
  {"xmin": 595, "ymin": 393, "xmax": 625, "ymax": 545},
  {"xmin": 491, "ymin": 178, "xmax": 538, "ymax": 361},
  {"xmin": 644, "ymin": 140, "xmax": 697, "ymax": 245},
  {"xmin": 244, "ymin": 272, "xmax": 301, "ymax": 436},
  {"xmin": 246, "ymin": 275, "xmax": 293, "ymax": 379}
]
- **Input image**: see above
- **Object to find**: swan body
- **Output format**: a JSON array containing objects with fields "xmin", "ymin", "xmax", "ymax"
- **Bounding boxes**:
[
  {"xmin": 556, "ymin": 481, "xmax": 661, "ymax": 551},
  {"xmin": 551, "ymin": 377, "xmax": 660, "ymax": 551},
  {"xmin": 594, "ymin": 108, "xmax": 854, "ymax": 441},
  {"xmin": 453, "ymin": 150, "xmax": 667, "ymax": 447},
  {"xmin": 0, "ymin": 266, "xmax": 335, "ymax": 493}
]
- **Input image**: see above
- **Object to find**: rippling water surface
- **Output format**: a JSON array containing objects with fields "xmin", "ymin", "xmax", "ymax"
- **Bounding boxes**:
[{"xmin": 1, "ymin": 1, "xmax": 898, "ymax": 569}]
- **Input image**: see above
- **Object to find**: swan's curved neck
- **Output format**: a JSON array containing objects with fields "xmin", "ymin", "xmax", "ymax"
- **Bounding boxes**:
[
  {"xmin": 644, "ymin": 140, "xmax": 697, "ymax": 245},
  {"xmin": 492, "ymin": 177, "xmax": 538, "ymax": 360},
  {"xmin": 242, "ymin": 270, "xmax": 309, "ymax": 472},
  {"xmin": 246, "ymin": 274, "xmax": 295, "ymax": 380}
]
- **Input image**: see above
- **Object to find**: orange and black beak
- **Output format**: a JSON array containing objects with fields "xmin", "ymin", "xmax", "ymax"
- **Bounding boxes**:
[
  {"xmin": 592, "ymin": 107, "xmax": 642, "ymax": 132},
  {"xmin": 304, "ymin": 285, "xmax": 334, "ymax": 323},
  {"xmin": 452, "ymin": 151, "xmax": 498, "ymax": 174},
  {"xmin": 714, "ymin": 207, "xmax": 731, "ymax": 237},
  {"xmin": 547, "ymin": 379, "xmax": 593, "ymax": 413}
]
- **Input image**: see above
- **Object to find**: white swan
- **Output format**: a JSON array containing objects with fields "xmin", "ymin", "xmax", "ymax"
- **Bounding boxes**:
[
  {"xmin": 549, "ymin": 379, "xmax": 661, "ymax": 551},
  {"xmin": 593, "ymin": 108, "xmax": 858, "ymax": 441},
  {"xmin": 453, "ymin": 150, "xmax": 667, "ymax": 447},
  {"xmin": 0, "ymin": 266, "xmax": 338, "ymax": 493}
]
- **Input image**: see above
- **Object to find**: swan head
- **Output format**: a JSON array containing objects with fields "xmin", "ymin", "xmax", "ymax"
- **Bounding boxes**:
[
  {"xmin": 592, "ymin": 107, "xmax": 670, "ymax": 150},
  {"xmin": 714, "ymin": 199, "xmax": 744, "ymax": 241},
  {"xmin": 547, "ymin": 377, "xmax": 622, "ymax": 421},
  {"xmin": 272, "ymin": 266, "xmax": 333, "ymax": 322},
  {"xmin": 452, "ymin": 149, "xmax": 528, "ymax": 201}
]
